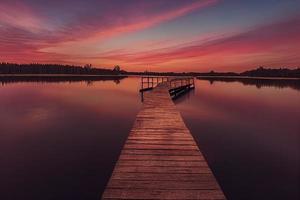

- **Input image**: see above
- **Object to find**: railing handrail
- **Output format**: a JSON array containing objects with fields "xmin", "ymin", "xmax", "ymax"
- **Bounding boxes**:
[
  {"xmin": 141, "ymin": 76, "xmax": 193, "ymax": 79},
  {"xmin": 140, "ymin": 76, "xmax": 194, "ymax": 92}
]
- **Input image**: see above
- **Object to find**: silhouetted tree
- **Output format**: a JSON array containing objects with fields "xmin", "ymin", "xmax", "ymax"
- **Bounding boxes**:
[
  {"xmin": 84, "ymin": 64, "xmax": 92, "ymax": 69},
  {"xmin": 113, "ymin": 65, "xmax": 121, "ymax": 72},
  {"xmin": 0, "ymin": 62, "xmax": 127, "ymax": 75}
]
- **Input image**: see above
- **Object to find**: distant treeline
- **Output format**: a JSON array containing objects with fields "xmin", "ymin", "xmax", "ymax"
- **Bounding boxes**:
[
  {"xmin": 125, "ymin": 71, "xmax": 196, "ymax": 76},
  {"xmin": 1, "ymin": 63, "xmax": 299, "ymax": 78},
  {"xmin": 241, "ymin": 67, "xmax": 300, "ymax": 78},
  {"xmin": 0, "ymin": 63, "xmax": 125, "ymax": 75},
  {"xmin": 197, "ymin": 67, "xmax": 300, "ymax": 78},
  {"xmin": 197, "ymin": 76, "xmax": 300, "ymax": 91},
  {"xmin": 127, "ymin": 67, "xmax": 300, "ymax": 78}
]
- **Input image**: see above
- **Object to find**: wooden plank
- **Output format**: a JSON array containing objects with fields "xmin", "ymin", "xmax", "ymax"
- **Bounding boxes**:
[
  {"xmin": 128, "ymin": 133, "xmax": 192, "ymax": 137},
  {"xmin": 126, "ymin": 140, "xmax": 197, "ymax": 145},
  {"xmin": 107, "ymin": 180, "xmax": 220, "ymax": 190},
  {"xmin": 101, "ymin": 81, "xmax": 226, "ymax": 199},
  {"xmin": 127, "ymin": 137, "xmax": 194, "ymax": 141},
  {"xmin": 121, "ymin": 149, "xmax": 201, "ymax": 156},
  {"xmin": 119, "ymin": 154, "xmax": 204, "ymax": 161},
  {"xmin": 116, "ymin": 160, "xmax": 209, "ymax": 167},
  {"xmin": 102, "ymin": 189, "xmax": 225, "ymax": 200},
  {"xmin": 111, "ymin": 172, "xmax": 215, "ymax": 181},
  {"xmin": 113, "ymin": 166, "xmax": 212, "ymax": 174},
  {"xmin": 124, "ymin": 144, "xmax": 198, "ymax": 150}
]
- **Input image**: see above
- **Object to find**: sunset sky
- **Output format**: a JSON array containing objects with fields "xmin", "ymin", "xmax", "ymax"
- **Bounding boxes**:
[{"xmin": 1, "ymin": 0, "xmax": 300, "ymax": 72}]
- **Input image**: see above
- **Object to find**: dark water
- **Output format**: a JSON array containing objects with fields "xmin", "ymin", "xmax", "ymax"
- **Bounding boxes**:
[
  {"xmin": 175, "ymin": 79, "xmax": 300, "ymax": 200},
  {"xmin": 0, "ymin": 77, "xmax": 299, "ymax": 200},
  {"xmin": 0, "ymin": 77, "xmax": 141, "ymax": 200}
]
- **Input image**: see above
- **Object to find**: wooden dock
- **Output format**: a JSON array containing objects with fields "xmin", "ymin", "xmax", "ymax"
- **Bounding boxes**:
[{"xmin": 102, "ymin": 78, "xmax": 226, "ymax": 199}]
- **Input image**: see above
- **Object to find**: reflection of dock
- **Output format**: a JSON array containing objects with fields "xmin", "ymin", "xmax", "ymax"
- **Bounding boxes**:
[{"xmin": 102, "ymin": 77, "xmax": 226, "ymax": 199}]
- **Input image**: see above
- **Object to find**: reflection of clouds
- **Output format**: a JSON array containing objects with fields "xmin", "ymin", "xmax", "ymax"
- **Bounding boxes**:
[
  {"xmin": 0, "ymin": 78, "xmax": 142, "ymax": 133},
  {"xmin": 179, "ymin": 80, "xmax": 300, "ymax": 129},
  {"xmin": 25, "ymin": 107, "xmax": 50, "ymax": 122},
  {"xmin": 0, "ymin": 106, "xmax": 54, "ymax": 133}
]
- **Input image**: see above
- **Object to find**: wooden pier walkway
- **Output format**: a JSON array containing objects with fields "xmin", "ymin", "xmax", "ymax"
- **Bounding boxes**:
[{"xmin": 102, "ymin": 79, "xmax": 226, "ymax": 199}]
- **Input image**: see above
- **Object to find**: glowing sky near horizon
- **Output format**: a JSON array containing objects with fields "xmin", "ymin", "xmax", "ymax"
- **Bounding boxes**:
[{"xmin": 0, "ymin": 0, "xmax": 300, "ymax": 72}]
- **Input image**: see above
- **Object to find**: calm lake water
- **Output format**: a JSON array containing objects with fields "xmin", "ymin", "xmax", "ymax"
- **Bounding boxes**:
[
  {"xmin": 175, "ymin": 79, "xmax": 300, "ymax": 200},
  {"xmin": 0, "ymin": 77, "xmax": 299, "ymax": 200},
  {"xmin": 0, "ymin": 77, "xmax": 141, "ymax": 200}
]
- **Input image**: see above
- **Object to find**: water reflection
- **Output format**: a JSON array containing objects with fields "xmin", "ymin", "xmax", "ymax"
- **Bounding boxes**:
[
  {"xmin": 1, "ymin": 77, "xmax": 299, "ymax": 200},
  {"xmin": 176, "ymin": 80, "xmax": 300, "ymax": 200},
  {"xmin": 173, "ymin": 87, "xmax": 195, "ymax": 104},
  {"xmin": 0, "ymin": 75, "xmax": 126, "ymax": 86},
  {"xmin": 0, "ymin": 77, "xmax": 141, "ymax": 200},
  {"xmin": 197, "ymin": 77, "xmax": 300, "ymax": 91}
]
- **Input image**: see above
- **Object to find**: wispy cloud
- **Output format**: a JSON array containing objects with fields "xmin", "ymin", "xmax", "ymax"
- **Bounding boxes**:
[
  {"xmin": 93, "ymin": 16, "xmax": 300, "ymax": 71},
  {"xmin": 1, "ymin": 0, "xmax": 299, "ymax": 71},
  {"xmin": 0, "ymin": 2, "xmax": 44, "ymax": 32},
  {"xmin": 0, "ymin": 0, "xmax": 218, "ymax": 64}
]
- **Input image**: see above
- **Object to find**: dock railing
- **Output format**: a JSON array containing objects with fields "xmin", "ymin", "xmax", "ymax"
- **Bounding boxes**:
[
  {"xmin": 140, "ymin": 76, "xmax": 194, "ymax": 91},
  {"xmin": 140, "ymin": 76, "xmax": 195, "ymax": 100},
  {"xmin": 140, "ymin": 76, "xmax": 170, "ymax": 92}
]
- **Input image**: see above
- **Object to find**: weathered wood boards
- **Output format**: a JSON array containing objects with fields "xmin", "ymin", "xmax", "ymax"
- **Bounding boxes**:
[{"xmin": 102, "ymin": 82, "xmax": 226, "ymax": 199}]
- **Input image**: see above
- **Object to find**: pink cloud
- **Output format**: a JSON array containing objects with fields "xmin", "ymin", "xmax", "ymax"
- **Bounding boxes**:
[
  {"xmin": 83, "ymin": 0, "xmax": 219, "ymax": 41},
  {"xmin": 94, "ymin": 16, "xmax": 300, "ymax": 71},
  {"xmin": 0, "ymin": 2, "xmax": 43, "ymax": 32},
  {"xmin": 1, "ymin": 0, "xmax": 299, "ymax": 72},
  {"xmin": 0, "ymin": 0, "xmax": 218, "ymax": 64}
]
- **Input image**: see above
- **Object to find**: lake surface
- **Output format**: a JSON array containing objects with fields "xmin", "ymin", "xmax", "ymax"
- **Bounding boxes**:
[
  {"xmin": 175, "ymin": 79, "xmax": 300, "ymax": 200},
  {"xmin": 0, "ymin": 77, "xmax": 141, "ymax": 200},
  {"xmin": 0, "ymin": 77, "xmax": 299, "ymax": 200}
]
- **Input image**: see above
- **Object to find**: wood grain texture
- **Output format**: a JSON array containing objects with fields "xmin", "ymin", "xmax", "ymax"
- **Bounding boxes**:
[{"xmin": 102, "ymin": 82, "xmax": 226, "ymax": 199}]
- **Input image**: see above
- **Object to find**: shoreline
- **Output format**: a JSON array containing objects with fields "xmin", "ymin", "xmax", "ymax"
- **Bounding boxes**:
[
  {"xmin": 0, "ymin": 74, "xmax": 127, "ymax": 77},
  {"xmin": 197, "ymin": 75, "xmax": 300, "ymax": 80},
  {"xmin": 1, "ymin": 74, "xmax": 299, "ymax": 80}
]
